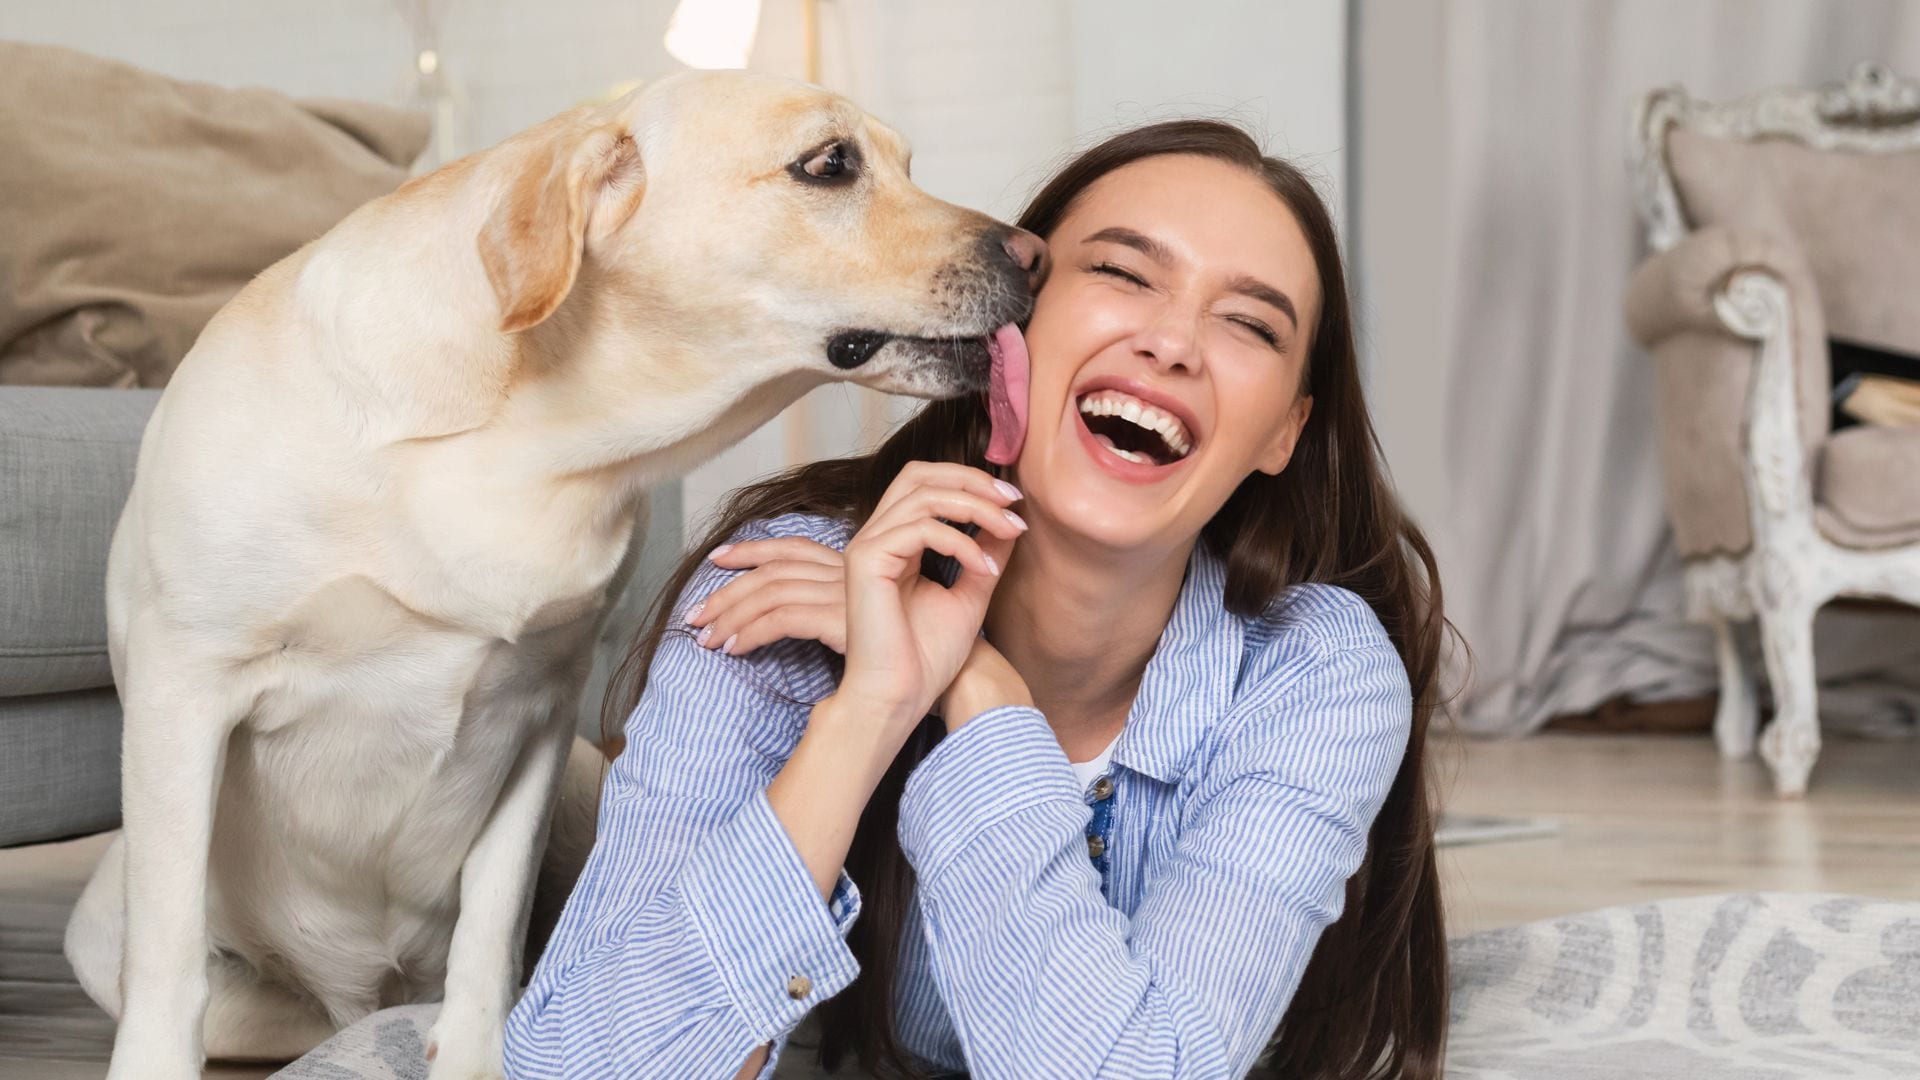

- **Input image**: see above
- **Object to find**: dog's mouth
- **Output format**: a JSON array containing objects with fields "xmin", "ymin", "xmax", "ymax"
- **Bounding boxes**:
[
  {"xmin": 826, "ymin": 251, "xmax": 1037, "ymax": 400},
  {"xmin": 824, "ymin": 324, "xmax": 1014, "ymax": 397}
]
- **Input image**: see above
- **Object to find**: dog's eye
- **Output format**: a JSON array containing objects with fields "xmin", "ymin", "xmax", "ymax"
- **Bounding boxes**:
[{"xmin": 792, "ymin": 142, "xmax": 858, "ymax": 185}]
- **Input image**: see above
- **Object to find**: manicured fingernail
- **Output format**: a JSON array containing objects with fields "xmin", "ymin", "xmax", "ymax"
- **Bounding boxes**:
[
  {"xmin": 983, "ymin": 553, "xmax": 1001, "ymax": 577},
  {"xmin": 721, "ymin": 633, "xmax": 738, "ymax": 655},
  {"xmin": 1003, "ymin": 509, "xmax": 1027, "ymax": 531},
  {"xmin": 708, "ymin": 544, "xmax": 734, "ymax": 561},
  {"xmin": 686, "ymin": 601, "xmax": 705, "ymax": 623},
  {"xmin": 696, "ymin": 626, "xmax": 714, "ymax": 646},
  {"xmin": 993, "ymin": 479, "xmax": 1022, "ymax": 502}
]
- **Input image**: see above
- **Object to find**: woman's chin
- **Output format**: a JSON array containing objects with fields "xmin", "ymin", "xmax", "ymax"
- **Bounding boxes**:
[{"xmin": 1029, "ymin": 487, "xmax": 1180, "ymax": 554}]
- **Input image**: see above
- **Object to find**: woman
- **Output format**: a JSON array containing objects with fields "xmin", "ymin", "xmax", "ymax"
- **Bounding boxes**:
[{"xmin": 505, "ymin": 120, "xmax": 1449, "ymax": 1080}]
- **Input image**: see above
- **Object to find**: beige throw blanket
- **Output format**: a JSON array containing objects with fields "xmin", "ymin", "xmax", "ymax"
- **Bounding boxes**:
[{"xmin": 0, "ymin": 43, "xmax": 429, "ymax": 387}]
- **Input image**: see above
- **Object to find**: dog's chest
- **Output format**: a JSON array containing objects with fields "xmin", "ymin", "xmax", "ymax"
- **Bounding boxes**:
[{"xmin": 223, "ymin": 575, "xmax": 600, "ymax": 921}]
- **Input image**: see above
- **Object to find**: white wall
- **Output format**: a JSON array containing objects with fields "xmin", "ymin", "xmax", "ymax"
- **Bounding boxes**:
[
  {"xmin": 1071, "ymin": 0, "xmax": 1348, "ymax": 227},
  {"xmin": 1, "ymin": 0, "xmax": 685, "ymax": 164}
]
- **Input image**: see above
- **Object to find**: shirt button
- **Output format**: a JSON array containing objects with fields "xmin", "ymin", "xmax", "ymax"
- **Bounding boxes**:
[
  {"xmin": 1086, "ymin": 835, "xmax": 1106, "ymax": 858},
  {"xmin": 786, "ymin": 974, "xmax": 812, "ymax": 999},
  {"xmin": 1091, "ymin": 776, "xmax": 1114, "ymax": 801}
]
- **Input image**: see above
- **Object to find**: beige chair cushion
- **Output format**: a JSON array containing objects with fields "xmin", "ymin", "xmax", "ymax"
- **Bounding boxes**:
[
  {"xmin": 0, "ymin": 43, "xmax": 429, "ymax": 388},
  {"xmin": 1668, "ymin": 127, "xmax": 1920, "ymax": 358},
  {"xmin": 1816, "ymin": 424, "xmax": 1920, "ymax": 548}
]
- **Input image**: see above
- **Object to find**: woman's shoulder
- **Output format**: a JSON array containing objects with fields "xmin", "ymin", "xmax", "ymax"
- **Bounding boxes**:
[
  {"xmin": 1246, "ymin": 582, "xmax": 1396, "ymax": 659},
  {"xmin": 1225, "ymin": 583, "xmax": 1410, "ymax": 723},
  {"xmin": 655, "ymin": 512, "xmax": 853, "ymax": 707},
  {"xmin": 1199, "ymin": 583, "xmax": 1412, "ymax": 781}
]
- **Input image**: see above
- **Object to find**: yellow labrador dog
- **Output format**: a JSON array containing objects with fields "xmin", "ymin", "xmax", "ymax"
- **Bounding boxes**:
[{"xmin": 63, "ymin": 70, "xmax": 1042, "ymax": 1080}]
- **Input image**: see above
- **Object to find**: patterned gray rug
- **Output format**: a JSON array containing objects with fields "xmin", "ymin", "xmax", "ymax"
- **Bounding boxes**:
[{"xmin": 275, "ymin": 892, "xmax": 1919, "ymax": 1079}]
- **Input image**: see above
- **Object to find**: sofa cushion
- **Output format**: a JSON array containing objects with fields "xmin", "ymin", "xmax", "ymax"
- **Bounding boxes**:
[
  {"xmin": 0, "ymin": 387, "xmax": 159, "ymax": 697},
  {"xmin": 0, "ymin": 42, "xmax": 429, "ymax": 388},
  {"xmin": 1816, "ymin": 422, "xmax": 1920, "ymax": 548},
  {"xmin": 0, "ymin": 687, "xmax": 121, "ymax": 846}
]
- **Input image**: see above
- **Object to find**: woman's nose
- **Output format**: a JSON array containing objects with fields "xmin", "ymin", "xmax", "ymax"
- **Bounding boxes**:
[{"xmin": 1134, "ymin": 310, "xmax": 1201, "ymax": 374}]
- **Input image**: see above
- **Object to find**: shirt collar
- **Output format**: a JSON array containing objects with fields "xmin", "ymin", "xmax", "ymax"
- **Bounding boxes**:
[{"xmin": 1111, "ymin": 541, "xmax": 1242, "ymax": 785}]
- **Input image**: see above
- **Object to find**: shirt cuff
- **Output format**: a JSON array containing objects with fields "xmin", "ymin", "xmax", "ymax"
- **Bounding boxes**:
[
  {"xmin": 897, "ymin": 705, "xmax": 1085, "ymax": 884},
  {"xmin": 679, "ymin": 788, "xmax": 863, "ymax": 1043}
]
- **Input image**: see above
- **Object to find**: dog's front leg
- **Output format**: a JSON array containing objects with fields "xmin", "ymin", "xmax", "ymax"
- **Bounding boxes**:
[
  {"xmin": 108, "ymin": 630, "xmax": 247, "ymax": 1080},
  {"xmin": 427, "ymin": 715, "xmax": 573, "ymax": 1080}
]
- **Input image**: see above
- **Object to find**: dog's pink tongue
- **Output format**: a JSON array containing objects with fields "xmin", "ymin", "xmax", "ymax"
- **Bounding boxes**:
[{"xmin": 984, "ymin": 323, "xmax": 1029, "ymax": 466}]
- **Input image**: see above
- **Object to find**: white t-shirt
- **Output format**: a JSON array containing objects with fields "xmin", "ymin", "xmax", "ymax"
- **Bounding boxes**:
[{"xmin": 1068, "ymin": 733, "xmax": 1121, "ymax": 795}]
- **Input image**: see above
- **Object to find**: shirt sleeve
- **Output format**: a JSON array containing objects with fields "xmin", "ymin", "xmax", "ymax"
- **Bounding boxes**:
[
  {"xmin": 895, "ymin": 632, "xmax": 1412, "ymax": 1079},
  {"xmin": 504, "ymin": 552, "xmax": 862, "ymax": 1080}
]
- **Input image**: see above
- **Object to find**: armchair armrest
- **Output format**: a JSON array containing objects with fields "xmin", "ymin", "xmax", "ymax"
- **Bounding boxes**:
[
  {"xmin": 1622, "ymin": 227, "xmax": 1832, "ymax": 559},
  {"xmin": 1624, "ymin": 224, "xmax": 1827, "ymax": 349}
]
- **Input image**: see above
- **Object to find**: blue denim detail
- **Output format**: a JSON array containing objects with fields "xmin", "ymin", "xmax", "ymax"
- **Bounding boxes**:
[{"xmin": 1085, "ymin": 772, "xmax": 1115, "ymax": 899}]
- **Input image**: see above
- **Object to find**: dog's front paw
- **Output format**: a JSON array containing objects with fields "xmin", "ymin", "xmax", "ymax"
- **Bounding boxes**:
[{"xmin": 425, "ymin": 1007, "xmax": 507, "ymax": 1080}]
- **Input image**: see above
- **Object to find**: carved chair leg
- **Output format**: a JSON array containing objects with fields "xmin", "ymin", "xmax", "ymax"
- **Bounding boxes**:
[
  {"xmin": 1756, "ymin": 603, "xmax": 1821, "ymax": 797},
  {"xmin": 1709, "ymin": 615, "xmax": 1758, "ymax": 760}
]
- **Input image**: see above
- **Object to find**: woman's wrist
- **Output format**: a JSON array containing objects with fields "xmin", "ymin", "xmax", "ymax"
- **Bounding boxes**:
[
  {"xmin": 765, "ymin": 697, "xmax": 905, "ymax": 901},
  {"xmin": 807, "ymin": 692, "xmax": 919, "ymax": 782},
  {"xmin": 937, "ymin": 638, "xmax": 1034, "ymax": 733}
]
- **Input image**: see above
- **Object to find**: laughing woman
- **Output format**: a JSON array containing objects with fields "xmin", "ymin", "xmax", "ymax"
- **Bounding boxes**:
[{"xmin": 504, "ymin": 120, "xmax": 1449, "ymax": 1080}]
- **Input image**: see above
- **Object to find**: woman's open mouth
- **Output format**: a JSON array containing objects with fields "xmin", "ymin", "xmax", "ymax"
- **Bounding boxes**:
[{"xmin": 1072, "ymin": 387, "xmax": 1198, "ymax": 479}]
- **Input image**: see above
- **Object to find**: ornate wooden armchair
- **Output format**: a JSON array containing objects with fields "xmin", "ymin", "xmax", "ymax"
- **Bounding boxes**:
[{"xmin": 1626, "ymin": 63, "xmax": 1920, "ymax": 796}]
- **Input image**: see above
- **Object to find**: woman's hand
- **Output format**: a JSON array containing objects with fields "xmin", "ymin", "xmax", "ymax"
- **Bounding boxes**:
[
  {"xmin": 937, "ymin": 636, "xmax": 1034, "ymax": 733},
  {"xmin": 831, "ymin": 463, "xmax": 1027, "ymax": 735},
  {"xmin": 689, "ymin": 536, "xmax": 848, "ymax": 655},
  {"xmin": 688, "ymin": 516, "xmax": 1036, "ymax": 734}
]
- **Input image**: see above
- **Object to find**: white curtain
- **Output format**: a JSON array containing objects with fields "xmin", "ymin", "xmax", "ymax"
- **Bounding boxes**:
[{"xmin": 1359, "ymin": 0, "xmax": 1920, "ymax": 735}]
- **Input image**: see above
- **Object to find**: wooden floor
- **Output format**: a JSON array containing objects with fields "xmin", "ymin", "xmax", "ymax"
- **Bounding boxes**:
[
  {"xmin": 1435, "ymin": 731, "xmax": 1920, "ymax": 934},
  {"xmin": 3, "ymin": 732, "xmax": 1917, "ymax": 1077}
]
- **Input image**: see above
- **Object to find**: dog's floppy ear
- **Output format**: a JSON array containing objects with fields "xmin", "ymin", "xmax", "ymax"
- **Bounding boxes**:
[{"xmin": 478, "ymin": 124, "xmax": 644, "ymax": 334}]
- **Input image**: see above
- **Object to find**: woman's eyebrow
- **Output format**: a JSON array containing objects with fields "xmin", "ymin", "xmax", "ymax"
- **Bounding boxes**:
[
  {"xmin": 1225, "ymin": 273, "xmax": 1297, "ymax": 332},
  {"xmin": 1083, "ymin": 226, "xmax": 1174, "ymax": 265}
]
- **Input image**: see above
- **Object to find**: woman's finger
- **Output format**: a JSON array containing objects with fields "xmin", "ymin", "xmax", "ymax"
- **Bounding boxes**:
[
  {"xmin": 950, "ymin": 522, "xmax": 1019, "ymax": 610},
  {"xmin": 859, "ymin": 518, "xmax": 1000, "ymax": 581},
  {"xmin": 690, "ymin": 559, "xmax": 842, "ymax": 628},
  {"xmin": 694, "ymin": 579, "xmax": 842, "ymax": 650},
  {"xmin": 706, "ymin": 536, "xmax": 842, "ymax": 571},
  {"xmin": 723, "ymin": 603, "xmax": 847, "ymax": 656},
  {"xmin": 864, "ymin": 486, "xmax": 1028, "ymax": 543},
  {"xmin": 871, "ymin": 461, "xmax": 1022, "ymax": 520}
]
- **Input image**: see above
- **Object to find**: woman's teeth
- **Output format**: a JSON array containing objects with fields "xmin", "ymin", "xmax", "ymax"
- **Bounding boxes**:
[
  {"xmin": 1098, "ymin": 439, "xmax": 1150, "ymax": 464},
  {"xmin": 1077, "ymin": 389, "xmax": 1194, "ymax": 460}
]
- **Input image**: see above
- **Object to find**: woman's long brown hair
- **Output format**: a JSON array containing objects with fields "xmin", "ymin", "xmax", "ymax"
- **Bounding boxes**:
[{"xmin": 603, "ymin": 120, "xmax": 1450, "ymax": 1079}]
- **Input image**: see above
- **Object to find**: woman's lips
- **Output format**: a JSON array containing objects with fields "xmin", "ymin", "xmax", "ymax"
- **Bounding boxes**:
[{"xmin": 1072, "ymin": 404, "xmax": 1194, "ymax": 483}]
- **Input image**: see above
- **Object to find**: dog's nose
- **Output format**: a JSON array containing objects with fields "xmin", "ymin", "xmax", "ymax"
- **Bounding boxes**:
[{"xmin": 1001, "ymin": 227, "xmax": 1049, "ymax": 290}]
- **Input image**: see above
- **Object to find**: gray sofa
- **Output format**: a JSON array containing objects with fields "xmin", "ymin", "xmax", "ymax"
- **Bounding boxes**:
[
  {"xmin": 0, "ymin": 384, "xmax": 683, "ymax": 849},
  {"xmin": 0, "ymin": 387, "xmax": 158, "ymax": 845}
]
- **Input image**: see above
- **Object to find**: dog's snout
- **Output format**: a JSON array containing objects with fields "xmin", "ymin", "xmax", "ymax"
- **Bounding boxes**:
[{"xmin": 1000, "ymin": 227, "xmax": 1049, "ymax": 289}]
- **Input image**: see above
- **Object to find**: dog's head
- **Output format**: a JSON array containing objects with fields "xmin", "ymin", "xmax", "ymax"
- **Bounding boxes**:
[{"xmin": 475, "ymin": 70, "xmax": 1044, "ymax": 402}]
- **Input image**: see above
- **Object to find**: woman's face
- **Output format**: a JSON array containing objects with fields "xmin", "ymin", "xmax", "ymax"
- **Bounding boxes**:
[{"xmin": 1010, "ymin": 153, "xmax": 1319, "ymax": 557}]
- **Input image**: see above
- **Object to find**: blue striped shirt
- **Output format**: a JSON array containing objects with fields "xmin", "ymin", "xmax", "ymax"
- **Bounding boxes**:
[{"xmin": 504, "ymin": 512, "xmax": 1412, "ymax": 1079}]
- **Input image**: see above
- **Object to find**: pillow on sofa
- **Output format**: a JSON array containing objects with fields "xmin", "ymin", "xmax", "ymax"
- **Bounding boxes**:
[{"xmin": 0, "ymin": 43, "xmax": 430, "ymax": 388}]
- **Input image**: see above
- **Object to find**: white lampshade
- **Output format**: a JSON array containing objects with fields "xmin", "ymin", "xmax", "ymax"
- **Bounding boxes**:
[{"xmin": 664, "ymin": 0, "xmax": 763, "ymax": 70}]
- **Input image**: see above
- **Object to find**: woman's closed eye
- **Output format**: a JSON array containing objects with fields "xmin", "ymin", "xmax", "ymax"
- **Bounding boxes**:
[
  {"xmin": 1227, "ymin": 314, "xmax": 1282, "ymax": 349},
  {"xmin": 1090, "ymin": 261, "xmax": 1149, "ymax": 288}
]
